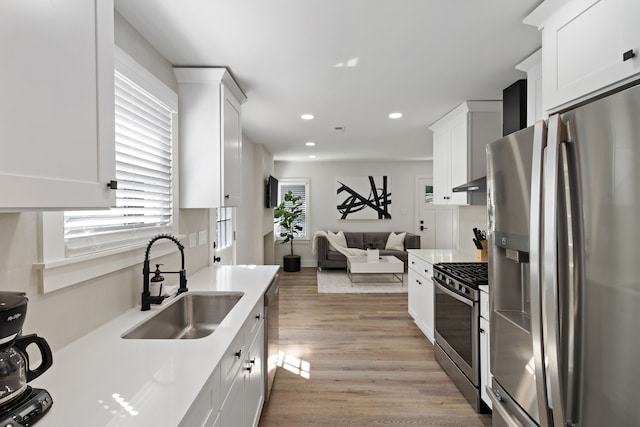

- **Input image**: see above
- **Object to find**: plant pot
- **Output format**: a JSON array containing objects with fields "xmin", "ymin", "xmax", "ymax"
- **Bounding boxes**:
[
  {"xmin": 366, "ymin": 249, "xmax": 380, "ymax": 262},
  {"xmin": 283, "ymin": 255, "xmax": 301, "ymax": 272}
]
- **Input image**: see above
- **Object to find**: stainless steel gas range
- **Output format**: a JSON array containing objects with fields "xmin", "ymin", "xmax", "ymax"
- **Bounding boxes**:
[{"xmin": 432, "ymin": 262, "xmax": 489, "ymax": 413}]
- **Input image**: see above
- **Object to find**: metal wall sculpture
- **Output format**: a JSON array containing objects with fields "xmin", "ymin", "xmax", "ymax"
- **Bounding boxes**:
[{"xmin": 336, "ymin": 175, "xmax": 391, "ymax": 220}]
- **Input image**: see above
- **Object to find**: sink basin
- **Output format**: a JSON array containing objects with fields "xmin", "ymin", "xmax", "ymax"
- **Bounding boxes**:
[{"xmin": 122, "ymin": 292, "xmax": 244, "ymax": 339}]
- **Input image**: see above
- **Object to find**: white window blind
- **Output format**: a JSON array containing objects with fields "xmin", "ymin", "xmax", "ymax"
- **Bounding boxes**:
[
  {"xmin": 63, "ymin": 71, "xmax": 175, "ymax": 257},
  {"xmin": 276, "ymin": 181, "xmax": 309, "ymax": 239},
  {"xmin": 217, "ymin": 207, "xmax": 233, "ymax": 249}
]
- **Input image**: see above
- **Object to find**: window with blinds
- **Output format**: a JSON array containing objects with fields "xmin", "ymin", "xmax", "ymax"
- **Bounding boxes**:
[
  {"xmin": 63, "ymin": 71, "xmax": 175, "ymax": 257},
  {"xmin": 276, "ymin": 181, "xmax": 309, "ymax": 239},
  {"xmin": 217, "ymin": 207, "xmax": 233, "ymax": 249}
]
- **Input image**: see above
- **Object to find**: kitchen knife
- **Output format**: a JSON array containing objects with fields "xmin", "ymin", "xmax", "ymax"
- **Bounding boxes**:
[{"xmin": 473, "ymin": 238, "xmax": 482, "ymax": 249}]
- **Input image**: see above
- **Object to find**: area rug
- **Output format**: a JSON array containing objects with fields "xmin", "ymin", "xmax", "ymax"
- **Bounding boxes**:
[{"xmin": 317, "ymin": 270, "xmax": 408, "ymax": 294}]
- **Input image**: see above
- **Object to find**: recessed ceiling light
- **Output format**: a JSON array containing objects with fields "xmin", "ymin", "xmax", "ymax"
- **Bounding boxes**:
[
  {"xmin": 389, "ymin": 112, "xmax": 403, "ymax": 119},
  {"xmin": 301, "ymin": 113, "xmax": 315, "ymax": 120},
  {"xmin": 305, "ymin": 141, "xmax": 316, "ymax": 146},
  {"xmin": 308, "ymin": 154, "xmax": 316, "ymax": 159}
]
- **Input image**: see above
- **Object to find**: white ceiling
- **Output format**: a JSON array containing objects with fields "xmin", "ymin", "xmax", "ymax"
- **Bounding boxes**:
[{"xmin": 114, "ymin": 0, "xmax": 542, "ymax": 162}]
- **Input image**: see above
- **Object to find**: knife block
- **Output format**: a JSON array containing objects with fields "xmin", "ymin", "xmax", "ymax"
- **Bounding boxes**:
[{"xmin": 476, "ymin": 240, "xmax": 488, "ymax": 261}]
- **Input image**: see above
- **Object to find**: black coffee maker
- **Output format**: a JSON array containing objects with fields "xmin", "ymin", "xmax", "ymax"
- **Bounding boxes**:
[{"xmin": 0, "ymin": 292, "xmax": 54, "ymax": 426}]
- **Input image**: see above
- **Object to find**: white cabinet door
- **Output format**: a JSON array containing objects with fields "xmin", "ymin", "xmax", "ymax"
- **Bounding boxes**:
[
  {"xmin": 479, "ymin": 316, "xmax": 492, "ymax": 409},
  {"xmin": 408, "ymin": 267, "xmax": 421, "ymax": 320},
  {"xmin": 245, "ymin": 323, "xmax": 265, "ymax": 427},
  {"xmin": 0, "ymin": 0, "xmax": 115, "ymax": 210},
  {"xmin": 448, "ymin": 114, "xmax": 470, "ymax": 205},
  {"xmin": 222, "ymin": 89, "xmax": 242, "ymax": 206},
  {"xmin": 430, "ymin": 101, "xmax": 501, "ymax": 206},
  {"xmin": 408, "ymin": 255, "xmax": 435, "ymax": 344},
  {"xmin": 432, "ymin": 129, "xmax": 452, "ymax": 205},
  {"xmin": 220, "ymin": 368, "xmax": 245, "ymax": 427},
  {"xmin": 529, "ymin": 0, "xmax": 640, "ymax": 112},
  {"xmin": 175, "ymin": 68, "xmax": 246, "ymax": 208}
]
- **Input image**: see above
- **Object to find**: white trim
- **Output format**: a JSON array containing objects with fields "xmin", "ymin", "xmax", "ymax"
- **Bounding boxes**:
[
  {"xmin": 275, "ymin": 178, "xmax": 310, "ymax": 240},
  {"xmin": 34, "ymin": 235, "xmax": 184, "ymax": 293},
  {"xmin": 114, "ymin": 46, "xmax": 177, "ymax": 110},
  {"xmin": 37, "ymin": 48, "xmax": 180, "ymax": 293}
]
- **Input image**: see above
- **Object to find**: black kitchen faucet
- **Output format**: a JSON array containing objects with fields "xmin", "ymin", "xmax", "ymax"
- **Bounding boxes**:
[{"xmin": 141, "ymin": 234, "xmax": 188, "ymax": 311}]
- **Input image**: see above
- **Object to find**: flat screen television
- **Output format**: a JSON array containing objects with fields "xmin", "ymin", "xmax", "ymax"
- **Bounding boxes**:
[{"xmin": 265, "ymin": 175, "xmax": 279, "ymax": 208}]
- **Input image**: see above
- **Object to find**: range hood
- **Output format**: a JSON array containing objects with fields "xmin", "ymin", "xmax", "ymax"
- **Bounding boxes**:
[{"xmin": 452, "ymin": 176, "xmax": 486, "ymax": 192}]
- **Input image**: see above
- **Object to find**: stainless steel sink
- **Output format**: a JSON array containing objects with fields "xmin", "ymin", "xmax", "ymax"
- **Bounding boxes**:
[{"xmin": 122, "ymin": 292, "xmax": 244, "ymax": 339}]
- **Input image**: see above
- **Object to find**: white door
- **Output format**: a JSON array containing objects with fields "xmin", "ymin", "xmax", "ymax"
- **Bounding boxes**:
[
  {"xmin": 416, "ymin": 177, "xmax": 436, "ymax": 248},
  {"xmin": 210, "ymin": 208, "xmax": 235, "ymax": 265},
  {"xmin": 416, "ymin": 176, "xmax": 458, "ymax": 249}
]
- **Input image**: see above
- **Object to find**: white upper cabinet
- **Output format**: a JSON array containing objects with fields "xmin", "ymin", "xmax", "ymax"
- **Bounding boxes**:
[
  {"xmin": 0, "ymin": 0, "xmax": 115, "ymax": 210},
  {"xmin": 174, "ymin": 68, "xmax": 247, "ymax": 208},
  {"xmin": 429, "ymin": 101, "xmax": 502, "ymax": 206},
  {"xmin": 525, "ymin": 0, "xmax": 640, "ymax": 112}
]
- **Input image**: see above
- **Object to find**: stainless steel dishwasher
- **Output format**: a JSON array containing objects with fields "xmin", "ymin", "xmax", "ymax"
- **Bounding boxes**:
[{"xmin": 264, "ymin": 274, "xmax": 279, "ymax": 402}]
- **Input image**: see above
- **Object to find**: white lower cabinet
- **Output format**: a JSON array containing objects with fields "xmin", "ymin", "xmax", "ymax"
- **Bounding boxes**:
[
  {"xmin": 219, "ymin": 300, "xmax": 265, "ymax": 427},
  {"xmin": 179, "ymin": 366, "xmax": 221, "ymax": 427},
  {"xmin": 479, "ymin": 289, "xmax": 492, "ymax": 409},
  {"xmin": 180, "ymin": 299, "xmax": 265, "ymax": 427},
  {"xmin": 407, "ymin": 254, "xmax": 434, "ymax": 343}
]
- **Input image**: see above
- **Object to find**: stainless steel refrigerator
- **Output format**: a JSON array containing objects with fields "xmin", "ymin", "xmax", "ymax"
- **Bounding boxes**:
[{"xmin": 486, "ymin": 82, "xmax": 640, "ymax": 427}]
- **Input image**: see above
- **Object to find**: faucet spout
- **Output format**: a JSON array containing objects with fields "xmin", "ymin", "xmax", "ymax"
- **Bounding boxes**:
[{"xmin": 142, "ymin": 234, "xmax": 188, "ymax": 311}]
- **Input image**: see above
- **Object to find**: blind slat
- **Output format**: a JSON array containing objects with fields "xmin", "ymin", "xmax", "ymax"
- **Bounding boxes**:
[{"xmin": 64, "ymin": 71, "xmax": 175, "ymax": 257}]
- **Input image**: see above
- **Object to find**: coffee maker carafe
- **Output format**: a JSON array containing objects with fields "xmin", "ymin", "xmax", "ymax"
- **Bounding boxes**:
[{"xmin": 0, "ymin": 292, "xmax": 53, "ymax": 425}]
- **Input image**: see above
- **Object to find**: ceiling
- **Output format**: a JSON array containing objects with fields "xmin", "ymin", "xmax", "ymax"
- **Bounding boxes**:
[{"xmin": 114, "ymin": 0, "xmax": 542, "ymax": 162}]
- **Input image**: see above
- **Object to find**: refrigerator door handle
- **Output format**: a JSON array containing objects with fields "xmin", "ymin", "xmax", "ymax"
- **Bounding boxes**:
[
  {"xmin": 543, "ymin": 114, "xmax": 568, "ymax": 427},
  {"xmin": 558, "ymin": 128, "xmax": 582, "ymax": 426},
  {"xmin": 529, "ymin": 120, "xmax": 551, "ymax": 427}
]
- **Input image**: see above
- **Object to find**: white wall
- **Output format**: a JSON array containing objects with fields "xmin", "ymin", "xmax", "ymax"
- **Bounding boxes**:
[
  {"xmin": 274, "ymin": 160, "xmax": 432, "ymax": 267},
  {"xmin": 232, "ymin": 137, "xmax": 276, "ymax": 266}
]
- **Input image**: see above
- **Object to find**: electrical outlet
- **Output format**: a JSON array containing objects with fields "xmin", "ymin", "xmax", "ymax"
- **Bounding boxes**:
[
  {"xmin": 198, "ymin": 230, "xmax": 207, "ymax": 246},
  {"xmin": 189, "ymin": 233, "xmax": 197, "ymax": 248}
]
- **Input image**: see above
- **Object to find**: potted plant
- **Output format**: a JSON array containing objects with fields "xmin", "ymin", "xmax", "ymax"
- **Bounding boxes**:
[
  {"xmin": 274, "ymin": 189, "xmax": 304, "ymax": 272},
  {"xmin": 365, "ymin": 241, "xmax": 380, "ymax": 262}
]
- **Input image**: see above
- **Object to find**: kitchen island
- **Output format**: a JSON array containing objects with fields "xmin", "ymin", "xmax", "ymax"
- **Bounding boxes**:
[{"xmin": 31, "ymin": 264, "xmax": 279, "ymax": 427}]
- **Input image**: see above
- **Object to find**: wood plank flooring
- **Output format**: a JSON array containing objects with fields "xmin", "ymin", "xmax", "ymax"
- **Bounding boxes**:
[{"xmin": 258, "ymin": 268, "xmax": 492, "ymax": 427}]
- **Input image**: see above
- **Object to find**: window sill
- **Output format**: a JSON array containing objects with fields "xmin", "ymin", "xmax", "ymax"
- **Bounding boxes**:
[{"xmin": 34, "ymin": 236, "xmax": 185, "ymax": 294}]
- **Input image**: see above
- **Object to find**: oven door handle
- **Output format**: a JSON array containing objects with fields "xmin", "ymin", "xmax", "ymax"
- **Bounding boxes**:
[{"xmin": 433, "ymin": 278, "xmax": 473, "ymax": 307}]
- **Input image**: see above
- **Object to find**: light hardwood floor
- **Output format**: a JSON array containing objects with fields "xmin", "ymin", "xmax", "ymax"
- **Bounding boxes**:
[{"xmin": 258, "ymin": 267, "xmax": 492, "ymax": 427}]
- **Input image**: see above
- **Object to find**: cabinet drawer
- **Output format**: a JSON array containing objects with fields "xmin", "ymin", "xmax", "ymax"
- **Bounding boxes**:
[
  {"xmin": 480, "ymin": 290, "xmax": 489, "ymax": 320},
  {"xmin": 244, "ymin": 299, "xmax": 264, "ymax": 344},
  {"xmin": 408, "ymin": 256, "xmax": 433, "ymax": 280},
  {"xmin": 220, "ymin": 329, "xmax": 245, "ymax": 398}
]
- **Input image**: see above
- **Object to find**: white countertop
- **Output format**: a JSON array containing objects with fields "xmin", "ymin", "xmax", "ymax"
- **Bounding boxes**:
[
  {"xmin": 407, "ymin": 249, "xmax": 488, "ymax": 292},
  {"xmin": 407, "ymin": 249, "xmax": 479, "ymax": 264},
  {"xmin": 31, "ymin": 264, "xmax": 279, "ymax": 427}
]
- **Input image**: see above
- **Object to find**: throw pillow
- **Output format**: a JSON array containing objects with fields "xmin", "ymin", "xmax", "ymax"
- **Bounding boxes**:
[
  {"xmin": 327, "ymin": 230, "xmax": 348, "ymax": 251},
  {"xmin": 385, "ymin": 232, "xmax": 406, "ymax": 251}
]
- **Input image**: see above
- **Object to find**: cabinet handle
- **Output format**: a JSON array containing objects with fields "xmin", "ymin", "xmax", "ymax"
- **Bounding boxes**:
[
  {"xmin": 623, "ymin": 49, "xmax": 636, "ymax": 61},
  {"xmin": 411, "ymin": 261, "xmax": 416, "ymax": 265},
  {"xmin": 235, "ymin": 349, "xmax": 242, "ymax": 358},
  {"xmin": 255, "ymin": 314, "xmax": 261, "ymax": 320},
  {"xmin": 106, "ymin": 180, "xmax": 118, "ymax": 190},
  {"xmin": 225, "ymin": 194, "xmax": 230, "ymax": 199},
  {"xmin": 480, "ymin": 328, "xmax": 485, "ymax": 334},
  {"xmin": 245, "ymin": 359, "xmax": 256, "ymax": 372},
  {"xmin": 424, "ymin": 269, "xmax": 428, "ymax": 274},
  {"xmin": 417, "ymin": 280, "xmax": 422, "ymax": 285}
]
